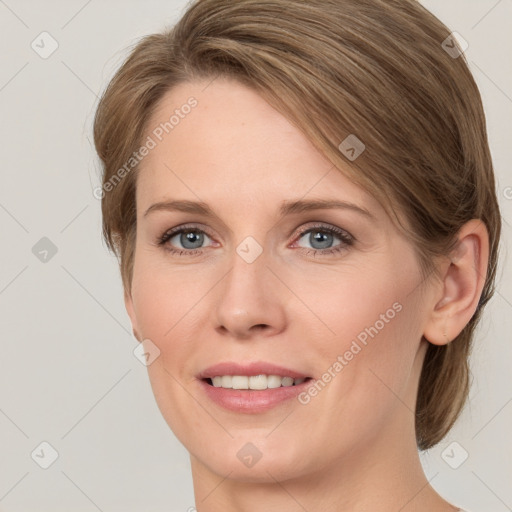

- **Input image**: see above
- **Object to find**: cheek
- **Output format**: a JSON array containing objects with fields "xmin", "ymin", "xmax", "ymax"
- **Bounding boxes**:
[
  {"xmin": 291, "ymin": 258, "xmax": 419, "ymax": 355},
  {"xmin": 129, "ymin": 258, "xmax": 194, "ymax": 396},
  {"xmin": 130, "ymin": 258, "xmax": 206, "ymax": 446},
  {"xmin": 295, "ymin": 297, "xmax": 423, "ymax": 462},
  {"xmin": 334, "ymin": 301, "xmax": 423, "ymax": 426},
  {"xmin": 130, "ymin": 251, "xmax": 203, "ymax": 338},
  {"xmin": 303, "ymin": 254, "xmax": 424, "ymax": 409}
]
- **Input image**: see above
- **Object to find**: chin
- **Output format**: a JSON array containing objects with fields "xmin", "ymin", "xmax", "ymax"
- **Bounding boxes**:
[
  {"xmin": 186, "ymin": 429, "xmax": 321, "ymax": 484},
  {"xmin": 196, "ymin": 450, "xmax": 310, "ymax": 484}
]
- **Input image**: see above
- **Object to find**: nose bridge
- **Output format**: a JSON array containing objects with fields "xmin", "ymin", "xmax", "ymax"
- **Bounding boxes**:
[{"xmin": 214, "ymin": 238, "xmax": 286, "ymax": 337}]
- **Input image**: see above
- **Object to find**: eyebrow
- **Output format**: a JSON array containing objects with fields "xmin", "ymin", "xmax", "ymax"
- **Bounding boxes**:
[{"xmin": 143, "ymin": 198, "xmax": 375, "ymax": 220}]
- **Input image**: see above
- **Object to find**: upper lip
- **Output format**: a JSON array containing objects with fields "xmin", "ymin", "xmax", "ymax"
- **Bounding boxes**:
[{"xmin": 198, "ymin": 361, "xmax": 311, "ymax": 380}]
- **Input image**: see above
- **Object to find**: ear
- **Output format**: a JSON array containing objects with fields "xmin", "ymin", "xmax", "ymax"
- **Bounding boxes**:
[
  {"xmin": 124, "ymin": 288, "xmax": 142, "ymax": 342},
  {"xmin": 423, "ymin": 219, "xmax": 489, "ymax": 346}
]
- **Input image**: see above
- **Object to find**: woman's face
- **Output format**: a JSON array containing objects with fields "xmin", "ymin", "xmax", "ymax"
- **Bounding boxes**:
[{"xmin": 126, "ymin": 77, "xmax": 434, "ymax": 482}]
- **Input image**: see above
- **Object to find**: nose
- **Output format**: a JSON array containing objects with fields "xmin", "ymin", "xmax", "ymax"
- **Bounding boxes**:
[{"xmin": 214, "ymin": 247, "xmax": 287, "ymax": 340}]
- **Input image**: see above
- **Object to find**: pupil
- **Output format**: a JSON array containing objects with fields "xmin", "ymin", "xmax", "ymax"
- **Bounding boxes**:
[
  {"xmin": 181, "ymin": 231, "xmax": 204, "ymax": 249},
  {"xmin": 311, "ymin": 231, "xmax": 332, "ymax": 249}
]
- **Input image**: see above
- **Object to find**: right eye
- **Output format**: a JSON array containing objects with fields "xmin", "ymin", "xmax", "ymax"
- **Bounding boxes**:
[{"xmin": 158, "ymin": 224, "xmax": 217, "ymax": 255}]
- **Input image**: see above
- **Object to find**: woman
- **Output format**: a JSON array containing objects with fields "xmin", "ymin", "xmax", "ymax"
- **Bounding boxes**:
[{"xmin": 93, "ymin": 0, "xmax": 501, "ymax": 510}]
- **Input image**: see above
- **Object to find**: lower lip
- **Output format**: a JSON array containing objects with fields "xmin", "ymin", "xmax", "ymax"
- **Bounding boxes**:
[{"xmin": 199, "ymin": 378, "xmax": 312, "ymax": 413}]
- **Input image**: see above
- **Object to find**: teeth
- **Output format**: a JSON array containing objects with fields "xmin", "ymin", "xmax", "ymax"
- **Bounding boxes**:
[
  {"xmin": 281, "ymin": 376, "xmax": 294, "ymax": 387},
  {"xmin": 267, "ymin": 375, "xmax": 282, "ymax": 389},
  {"xmin": 249, "ymin": 374, "xmax": 267, "ymax": 390},
  {"xmin": 210, "ymin": 374, "xmax": 307, "ymax": 390},
  {"xmin": 232, "ymin": 376, "xmax": 249, "ymax": 389},
  {"xmin": 221, "ymin": 375, "xmax": 232, "ymax": 388}
]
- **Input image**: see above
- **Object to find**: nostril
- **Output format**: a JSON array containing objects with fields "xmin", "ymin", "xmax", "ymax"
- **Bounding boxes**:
[{"xmin": 252, "ymin": 324, "xmax": 270, "ymax": 331}]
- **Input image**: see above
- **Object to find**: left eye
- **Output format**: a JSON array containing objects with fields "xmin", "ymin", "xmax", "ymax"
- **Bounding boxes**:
[{"xmin": 296, "ymin": 228, "xmax": 343, "ymax": 250}]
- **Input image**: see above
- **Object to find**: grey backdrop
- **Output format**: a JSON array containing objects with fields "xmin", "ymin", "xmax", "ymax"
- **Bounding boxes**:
[{"xmin": 0, "ymin": 1, "xmax": 511, "ymax": 511}]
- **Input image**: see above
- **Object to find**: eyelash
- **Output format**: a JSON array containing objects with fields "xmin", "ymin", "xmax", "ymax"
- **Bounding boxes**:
[{"xmin": 156, "ymin": 223, "xmax": 354, "ymax": 258}]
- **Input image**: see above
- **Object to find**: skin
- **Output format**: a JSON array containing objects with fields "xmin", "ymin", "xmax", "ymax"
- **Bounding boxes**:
[{"xmin": 124, "ymin": 77, "xmax": 489, "ymax": 512}]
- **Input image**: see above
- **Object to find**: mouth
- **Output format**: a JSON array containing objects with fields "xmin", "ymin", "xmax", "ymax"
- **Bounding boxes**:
[
  {"xmin": 197, "ymin": 362, "xmax": 314, "ymax": 413},
  {"xmin": 203, "ymin": 375, "xmax": 313, "ymax": 389}
]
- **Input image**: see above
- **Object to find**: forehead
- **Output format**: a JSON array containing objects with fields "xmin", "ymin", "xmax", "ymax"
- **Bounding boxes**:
[{"xmin": 136, "ymin": 77, "xmax": 380, "ymax": 216}]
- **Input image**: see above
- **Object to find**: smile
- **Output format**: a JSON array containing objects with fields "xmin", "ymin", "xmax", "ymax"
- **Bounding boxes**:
[
  {"xmin": 207, "ymin": 375, "xmax": 308, "ymax": 389},
  {"xmin": 198, "ymin": 362, "xmax": 314, "ymax": 413}
]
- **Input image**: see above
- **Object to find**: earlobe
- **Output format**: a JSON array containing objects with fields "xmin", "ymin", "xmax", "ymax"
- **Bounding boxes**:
[
  {"xmin": 423, "ymin": 219, "xmax": 489, "ymax": 346},
  {"xmin": 124, "ymin": 288, "xmax": 142, "ymax": 342}
]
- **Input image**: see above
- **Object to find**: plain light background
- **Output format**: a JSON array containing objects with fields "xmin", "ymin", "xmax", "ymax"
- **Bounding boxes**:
[{"xmin": 0, "ymin": 1, "xmax": 510, "ymax": 511}]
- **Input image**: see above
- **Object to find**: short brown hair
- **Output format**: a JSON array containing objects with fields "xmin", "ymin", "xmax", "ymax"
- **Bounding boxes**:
[{"xmin": 93, "ymin": 0, "xmax": 501, "ymax": 450}]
